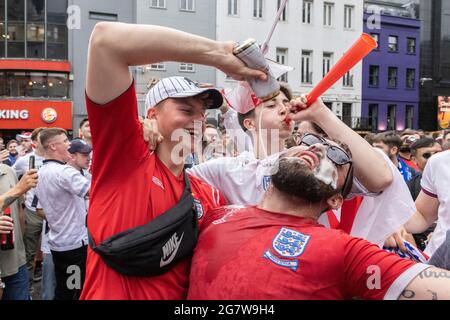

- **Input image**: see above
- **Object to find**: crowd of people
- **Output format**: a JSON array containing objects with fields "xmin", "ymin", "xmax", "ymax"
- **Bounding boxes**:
[{"xmin": 1, "ymin": 22, "xmax": 450, "ymax": 300}]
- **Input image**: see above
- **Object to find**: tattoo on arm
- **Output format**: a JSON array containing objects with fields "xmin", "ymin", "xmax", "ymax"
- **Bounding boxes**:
[
  {"xmin": 1, "ymin": 196, "xmax": 19, "ymax": 211},
  {"xmin": 401, "ymin": 290, "xmax": 415, "ymax": 299},
  {"xmin": 418, "ymin": 269, "xmax": 450, "ymax": 279}
]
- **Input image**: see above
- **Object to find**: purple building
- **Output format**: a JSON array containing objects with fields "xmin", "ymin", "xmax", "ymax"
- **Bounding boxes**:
[{"xmin": 362, "ymin": 3, "xmax": 420, "ymax": 132}]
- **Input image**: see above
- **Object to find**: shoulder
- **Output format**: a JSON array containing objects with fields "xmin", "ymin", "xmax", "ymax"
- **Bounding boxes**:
[
  {"xmin": 422, "ymin": 151, "xmax": 450, "ymax": 180},
  {"xmin": 0, "ymin": 163, "xmax": 16, "ymax": 178},
  {"xmin": 428, "ymin": 150, "xmax": 450, "ymax": 167},
  {"xmin": 61, "ymin": 165, "xmax": 87, "ymax": 179},
  {"xmin": 61, "ymin": 164, "xmax": 79, "ymax": 173},
  {"xmin": 86, "ymin": 80, "xmax": 137, "ymax": 108},
  {"xmin": 13, "ymin": 154, "xmax": 29, "ymax": 165},
  {"xmin": 188, "ymin": 174, "xmax": 220, "ymax": 194},
  {"xmin": 201, "ymin": 205, "xmax": 249, "ymax": 227}
]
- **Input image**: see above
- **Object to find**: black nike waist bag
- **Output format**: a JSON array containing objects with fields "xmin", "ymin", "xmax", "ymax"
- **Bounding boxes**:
[{"xmin": 88, "ymin": 172, "xmax": 199, "ymax": 277}]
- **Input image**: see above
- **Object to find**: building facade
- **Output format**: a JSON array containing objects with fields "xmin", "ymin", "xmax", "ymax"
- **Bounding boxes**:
[
  {"xmin": 0, "ymin": 0, "xmax": 71, "ymax": 141},
  {"xmin": 419, "ymin": 0, "xmax": 450, "ymax": 131},
  {"xmin": 135, "ymin": 0, "xmax": 217, "ymax": 115},
  {"xmin": 0, "ymin": 0, "xmax": 135, "ymax": 141},
  {"xmin": 216, "ymin": 0, "xmax": 364, "ymax": 129},
  {"xmin": 69, "ymin": 0, "xmax": 135, "ymax": 130},
  {"xmin": 362, "ymin": 1, "xmax": 420, "ymax": 132}
]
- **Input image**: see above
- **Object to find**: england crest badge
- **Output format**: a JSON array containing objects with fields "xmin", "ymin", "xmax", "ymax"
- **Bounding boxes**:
[
  {"xmin": 193, "ymin": 199, "xmax": 204, "ymax": 219},
  {"xmin": 263, "ymin": 227, "xmax": 311, "ymax": 271}
]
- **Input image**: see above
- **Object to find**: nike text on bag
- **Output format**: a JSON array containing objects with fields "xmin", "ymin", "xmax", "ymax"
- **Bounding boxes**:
[{"xmin": 88, "ymin": 172, "xmax": 199, "ymax": 277}]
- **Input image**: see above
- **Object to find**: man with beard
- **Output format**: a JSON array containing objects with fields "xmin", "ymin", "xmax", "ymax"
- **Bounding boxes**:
[
  {"xmin": 4, "ymin": 140, "xmax": 19, "ymax": 167},
  {"xmin": 373, "ymin": 131, "xmax": 417, "ymax": 182},
  {"xmin": 188, "ymin": 135, "xmax": 450, "ymax": 300}
]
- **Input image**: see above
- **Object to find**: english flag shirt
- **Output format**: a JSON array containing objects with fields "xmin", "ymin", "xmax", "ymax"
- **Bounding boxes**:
[{"xmin": 188, "ymin": 206, "xmax": 429, "ymax": 300}]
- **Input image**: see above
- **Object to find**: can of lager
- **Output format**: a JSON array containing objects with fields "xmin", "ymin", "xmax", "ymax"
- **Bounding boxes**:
[{"xmin": 233, "ymin": 38, "xmax": 280, "ymax": 101}]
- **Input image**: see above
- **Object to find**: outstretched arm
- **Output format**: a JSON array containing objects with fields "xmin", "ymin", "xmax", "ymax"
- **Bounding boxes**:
[
  {"xmin": 290, "ymin": 97, "xmax": 392, "ymax": 193},
  {"xmin": 0, "ymin": 169, "xmax": 38, "ymax": 210},
  {"xmin": 86, "ymin": 22, "xmax": 267, "ymax": 105},
  {"xmin": 399, "ymin": 267, "xmax": 450, "ymax": 300},
  {"xmin": 404, "ymin": 190, "xmax": 439, "ymax": 234}
]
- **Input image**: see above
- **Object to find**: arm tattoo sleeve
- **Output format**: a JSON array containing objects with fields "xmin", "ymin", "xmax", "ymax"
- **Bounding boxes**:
[{"xmin": 1, "ymin": 195, "xmax": 20, "ymax": 211}]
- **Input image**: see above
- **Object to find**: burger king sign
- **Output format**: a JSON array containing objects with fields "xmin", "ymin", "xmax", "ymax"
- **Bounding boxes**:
[{"xmin": 41, "ymin": 107, "xmax": 58, "ymax": 124}]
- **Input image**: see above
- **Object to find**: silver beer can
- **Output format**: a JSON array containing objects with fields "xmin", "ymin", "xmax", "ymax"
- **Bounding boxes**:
[{"xmin": 233, "ymin": 38, "xmax": 280, "ymax": 102}]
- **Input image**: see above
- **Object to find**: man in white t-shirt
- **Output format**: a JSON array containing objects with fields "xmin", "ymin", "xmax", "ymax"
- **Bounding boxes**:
[
  {"xmin": 12, "ymin": 127, "xmax": 46, "ymax": 285},
  {"xmin": 405, "ymin": 150, "xmax": 450, "ymax": 256},
  {"xmin": 35, "ymin": 128, "xmax": 90, "ymax": 300}
]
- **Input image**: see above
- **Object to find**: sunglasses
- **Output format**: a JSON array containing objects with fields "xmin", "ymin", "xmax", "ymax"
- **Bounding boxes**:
[
  {"xmin": 300, "ymin": 133, "xmax": 353, "ymax": 197},
  {"xmin": 300, "ymin": 133, "xmax": 352, "ymax": 166}
]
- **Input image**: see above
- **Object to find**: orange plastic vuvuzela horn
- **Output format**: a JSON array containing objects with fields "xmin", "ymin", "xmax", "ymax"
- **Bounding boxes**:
[{"xmin": 306, "ymin": 33, "xmax": 378, "ymax": 106}]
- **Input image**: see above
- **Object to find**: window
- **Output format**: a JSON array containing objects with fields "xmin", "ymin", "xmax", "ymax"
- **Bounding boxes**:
[
  {"xmin": 407, "ymin": 37, "xmax": 416, "ymax": 54},
  {"xmin": 253, "ymin": 0, "xmax": 263, "ymax": 18},
  {"xmin": 277, "ymin": 0, "xmax": 287, "ymax": 21},
  {"xmin": 371, "ymin": 33, "xmax": 379, "ymax": 50},
  {"xmin": 7, "ymin": 0, "xmax": 25, "ymax": 58},
  {"xmin": 180, "ymin": 0, "xmax": 195, "ymax": 11},
  {"xmin": 302, "ymin": 0, "xmax": 313, "ymax": 24},
  {"xmin": 301, "ymin": 50, "xmax": 312, "ymax": 84},
  {"xmin": 323, "ymin": 2, "xmax": 334, "ymax": 27},
  {"xmin": 27, "ymin": 0, "xmax": 45, "ymax": 59},
  {"xmin": 149, "ymin": 63, "xmax": 165, "ymax": 71},
  {"xmin": 89, "ymin": 12, "xmax": 118, "ymax": 21},
  {"xmin": 343, "ymin": 71, "xmax": 353, "ymax": 87},
  {"xmin": 1, "ymin": 71, "xmax": 69, "ymax": 98},
  {"xmin": 179, "ymin": 63, "xmax": 194, "ymax": 72},
  {"xmin": 388, "ymin": 67, "xmax": 398, "ymax": 88},
  {"xmin": 406, "ymin": 105, "xmax": 414, "ymax": 129},
  {"xmin": 368, "ymin": 104, "xmax": 378, "ymax": 132},
  {"xmin": 387, "ymin": 105, "xmax": 397, "ymax": 130},
  {"xmin": 388, "ymin": 35, "xmax": 398, "ymax": 52},
  {"xmin": 150, "ymin": 0, "xmax": 166, "ymax": 8},
  {"xmin": 0, "ymin": 1, "xmax": 4, "ymax": 57},
  {"xmin": 342, "ymin": 103, "xmax": 352, "ymax": 127},
  {"xmin": 276, "ymin": 48, "xmax": 288, "ymax": 82},
  {"xmin": 47, "ymin": 73, "xmax": 69, "ymax": 98},
  {"xmin": 228, "ymin": 0, "xmax": 238, "ymax": 16},
  {"xmin": 369, "ymin": 65, "xmax": 379, "ymax": 87},
  {"xmin": 344, "ymin": 5, "xmax": 354, "ymax": 29},
  {"xmin": 47, "ymin": 0, "xmax": 68, "ymax": 60},
  {"xmin": 323, "ymin": 52, "xmax": 333, "ymax": 77},
  {"xmin": 0, "ymin": 0, "xmax": 68, "ymax": 59},
  {"xmin": 406, "ymin": 68, "xmax": 415, "ymax": 89}
]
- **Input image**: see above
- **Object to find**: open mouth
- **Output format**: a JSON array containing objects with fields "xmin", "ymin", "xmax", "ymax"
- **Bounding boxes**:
[{"xmin": 295, "ymin": 150, "xmax": 320, "ymax": 170}]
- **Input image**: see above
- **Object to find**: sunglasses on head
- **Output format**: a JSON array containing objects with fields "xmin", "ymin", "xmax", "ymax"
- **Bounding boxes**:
[{"xmin": 300, "ymin": 133, "xmax": 352, "ymax": 166}]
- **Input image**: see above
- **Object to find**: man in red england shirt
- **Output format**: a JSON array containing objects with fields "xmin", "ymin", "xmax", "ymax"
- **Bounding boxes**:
[
  {"xmin": 80, "ymin": 23, "xmax": 266, "ymax": 300},
  {"xmin": 188, "ymin": 135, "xmax": 450, "ymax": 300}
]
